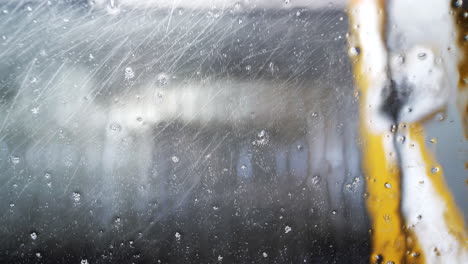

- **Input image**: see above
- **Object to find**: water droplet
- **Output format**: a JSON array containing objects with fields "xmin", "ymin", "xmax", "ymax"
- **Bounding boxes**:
[
  {"xmin": 124, "ymin": 67, "xmax": 134, "ymax": 80},
  {"xmin": 213, "ymin": 206, "xmax": 219, "ymax": 210},
  {"xmin": 311, "ymin": 175, "xmax": 320, "ymax": 185},
  {"xmin": 455, "ymin": 0, "xmax": 463, "ymax": 8},
  {"xmin": 171, "ymin": 156, "xmax": 179, "ymax": 163},
  {"xmin": 254, "ymin": 130, "xmax": 269, "ymax": 146},
  {"xmin": 374, "ymin": 254, "xmax": 383, "ymax": 262},
  {"xmin": 36, "ymin": 252, "xmax": 42, "ymax": 258},
  {"xmin": 349, "ymin": 47, "xmax": 360, "ymax": 56},
  {"xmin": 136, "ymin": 117, "xmax": 143, "ymax": 122},
  {"xmin": 429, "ymin": 138, "xmax": 437, "ymax": 144},
  {"xmin": 331, "ymin": 210, "xmax": 337, "ymax": 215},
  {"xmin": 109, "ymin": 122, "xmax": 121, "ymax": 132},
  {"xmin": 262, "ymin": 252, "xmax": 268, "ymax": 258},
  {"xmin": 30, "ymin": 232, "xmax": 37, "ymax": 240},
  {"xmin": 435, "ymin": 112, "xmax": 445, "ymax": 121},
  {"xmin": 44, "ymin": 172, "xmax": 51, "ymax": 179},
  {"xmin": 81, "ymin": 259, "xmax": 89, "ymax": 264},
  {"xmin": 175, "ymin": 232, "xmax": 181, "ymax": 241},
  {"xmin": 417, "ymin": 52, "xmax": 427, "ymax": 60},
  {"xmin": 385, "ymin": 182, "xmax": 392, "ymax": 189},
  {"xmin": 9, "ymin": 203, "xmax": 14, "ymax": 208},
  {"xmin": 284, "ymin": 225, "xmax": 292, "ymax": 233},
  {"xmin": 431, "ymin": 167, "xmax": 439, "ymax": 174},
  {"xmin": 157, "ymin": 73, "xmax": 169, "ymax": 87},
  {"xmin": 284, "ymin": 0, "xmax": 291, "ymax": 4},
  {"xmin": 72, "ymin": 192, "xmax": 81, "ymax": 203},
  {"xmin": 217, "ymin": 255, "xmax": 223, "ymax": 261},
  {"xmin": 397, "ymin": 136, "xmax": 405, "ymax": 144},
  {"xmin": 9, "ymin": 156, "xmax": 20, "ymax": 164},
  {"xmin": 268, "ymin": 62, "xmax": 278, "ymax": 75},
  {"xmin": 31, "ymin": 107, "xmax": 39, "ymax": 115},
  {"xmin": 240, "ymin": 164, "xmax": 247, "ymax": 170}
]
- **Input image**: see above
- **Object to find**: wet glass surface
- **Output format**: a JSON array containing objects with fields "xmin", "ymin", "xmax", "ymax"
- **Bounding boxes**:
[{"xmin": 0, "ymin": 1, "xmax": 466, "ymax": 263}]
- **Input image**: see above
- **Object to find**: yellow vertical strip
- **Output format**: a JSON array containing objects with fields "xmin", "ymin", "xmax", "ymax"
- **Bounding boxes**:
[{"xmin": 348, "ymin": 1, "xmax": 407, "ymax": 263}]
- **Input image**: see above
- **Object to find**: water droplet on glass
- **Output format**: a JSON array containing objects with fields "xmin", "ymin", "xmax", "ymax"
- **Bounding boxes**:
[
  {"xmin": 417, "ymin": 52, "xmax": 427, "ymax": 60},
  {"xmin": 9, "ymin": 155, "xmax": 20, "ymax": 164},
  {"xmin": 262, "ymin": 252, "xmax": 268, "ymax": 258},
  {"xmin": 124, "ymin": 67, "xmax": 134, "ymax": 80},
  {"xmin": 311, "ymin": 175, "xmax": 320, "ymax": 185},
  {"xmin": 431, "ymin": 167, "xmax": 439, "ymax": 174},
  {"xmin": 72, "ymin": 192, "xmax": 81, "ymax": 203},
  {"xmin": 240, "ymin": 164, "xmax": 247, "ymax": 170},
  {"xmin": 218, "ymin": 255, "xmax": 223, "ymax": 261},
  {"xmin": 455, "ymin": 0, "xmax": 463, "ymax": 8},
  {"xmin": 254, "ymin": 130, "xmax": 269, "ymax": 146},
  {"xmin": 44, "ymin": 172, "xmax": 51, "ymax": 179},
  {"xmin": 397, "ymin": 136, "xmax": 405, "ymax": 144},
  {"xmin": 109, "ymin": 122, "xmax": 121, "ymax": 132},
  {"xmin": 36, "ymin": 252, "xmax": 42, "ymax": 258},
  {"xmin": 81, "ymin": 259, "xmax": 89, "ymax": 264},
  {"xmin": 31, "ymin": 107, "xmax": 39, "ymax": 115},
  {"xmin": 175, "ymin": 232, "xmax": 181, "ymax": 241},
  {"xmin": 268, "ymin": 62, "xmax": 278, "ymax": 75},
  {"xmin": 429, "ymin": 138, "xmax": 437, "ymax": 144},
  {"xmin": 384, "ymin": 182, "xmax": 392, "ymax": 189},
  {"xmin": 171, "ymin": 156, "xmax": 179, "ymax": 163},
  {"xmin": 157, "ymin": 73, "xmax": 169, "ymax": 87},
  {"xmin": 284, "ymin": 225, "xmax": 292, "ymax": 233},
  {"xmin": 349, "ymin": 47, "xmax": 360, "ymax": 56},
  {"xmin": 30, "ymin": 232, "xmax": 37, "ymax": 240}
]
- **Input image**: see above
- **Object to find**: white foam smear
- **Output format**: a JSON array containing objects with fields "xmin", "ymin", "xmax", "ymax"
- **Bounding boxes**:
[{"xmin": 388, "ymin": 0, "xmax": 468, "ymax": 262}]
